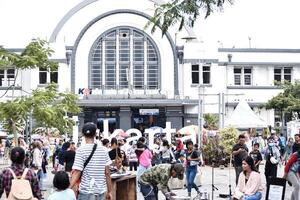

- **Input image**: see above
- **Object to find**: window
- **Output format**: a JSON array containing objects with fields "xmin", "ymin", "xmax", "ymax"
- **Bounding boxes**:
[
  {"xmin": 274, "ymin": 67, "xmax": 292, "ymax": 83},
  {"xmin": 0, "ymin": 68, "xmax": 15, "ymax": 87},
  {"xmin": 191, "ymin": 64, "xmax": 211, "ymax": 84},
  {"xmin": 39, "ymin": 68, "xmax": 58, "ymax": 84},
  {"xmin": 89, "ymin": 27, "xmax": 159, "ymax": 90},
  {"xmin": 234, "ymin": 67, "xmax": 252, "ymax": 85}
]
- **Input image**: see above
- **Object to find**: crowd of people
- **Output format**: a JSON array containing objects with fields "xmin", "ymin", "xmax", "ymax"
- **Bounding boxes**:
[{"xmin": 0, "ymin": 124, "xmax": 300, "ymax": 200}]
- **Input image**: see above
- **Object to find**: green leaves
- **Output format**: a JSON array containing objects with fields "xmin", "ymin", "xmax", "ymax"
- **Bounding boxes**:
[
  {"xmin": 0, "ymin": 38, "xmax": 58, "ymax": 70},
  {"xmin": 147, "ymin": 0, "xmax": 233, "ymax": 36},
  {"xmin": 0, "ymin": 84, "xmax": 81, "ymax": 136}
]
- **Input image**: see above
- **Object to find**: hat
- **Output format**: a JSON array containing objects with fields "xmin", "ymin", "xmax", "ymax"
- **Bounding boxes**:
[
  {"xmin": 82, "ymin": 122, "xmax": 97, "ymax": 136},
  {"xmin": 173, "ymin": 163, "xmax": 184, "ymax": 180}
]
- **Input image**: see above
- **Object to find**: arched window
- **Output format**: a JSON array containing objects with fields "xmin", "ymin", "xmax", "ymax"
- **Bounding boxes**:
[{"xmin": 89, "ymin": 27, "xmax": 160, "ymax": 90}]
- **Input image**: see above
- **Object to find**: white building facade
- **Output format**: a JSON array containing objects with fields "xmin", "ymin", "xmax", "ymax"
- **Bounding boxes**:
[{"xmin": 1, "ymin": 0, "xmax": 299, "ymax": 132}]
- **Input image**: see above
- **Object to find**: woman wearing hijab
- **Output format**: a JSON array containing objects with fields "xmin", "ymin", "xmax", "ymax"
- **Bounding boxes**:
[{"xmin": 175, "ymin": 140, "xmax": 184, "ymax": 160}]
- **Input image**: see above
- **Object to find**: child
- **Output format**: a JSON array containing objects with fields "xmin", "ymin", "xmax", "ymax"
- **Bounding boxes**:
[
  {"xmin": 249, "ymin": 143, "xmax": 263, "ymax": 172},
  {"xmin": 48, "ymin": 171, "xmax": 76, "ymax": 200}
]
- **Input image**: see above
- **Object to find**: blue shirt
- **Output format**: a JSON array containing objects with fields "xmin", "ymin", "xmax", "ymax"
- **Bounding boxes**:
[{"xmin": 47, "ymin": 188, "xmax": 76, "ymax": 200}]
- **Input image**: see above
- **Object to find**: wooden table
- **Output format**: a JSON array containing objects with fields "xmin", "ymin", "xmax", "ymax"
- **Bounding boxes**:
[{"xmin": 111, "ymin": 174, "xmax": 136, "ymax": 200}]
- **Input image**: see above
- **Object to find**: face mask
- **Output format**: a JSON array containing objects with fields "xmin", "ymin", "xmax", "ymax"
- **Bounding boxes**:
[{"xmin": 268, "ymin": 143, "xmax": 274, "ymax": 147}]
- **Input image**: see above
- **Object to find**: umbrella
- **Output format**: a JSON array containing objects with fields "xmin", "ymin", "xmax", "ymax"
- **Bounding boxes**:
[
  {"xmin": 31, "ymin": 134, "xmax": 43, "ymax": 140},
  {"xmin": 177, "ymin": 125, "xmax": 198, "ymax": 136},
  {"xmin": 7, "ymin": 133, "xmax": 23, "ymax": 139},
  {"xmin": 114, "ymin": 129, "xmax": 129, "ymax": 138},
  {"xmin": 147, "ymin": 126, "xmax": 164, "ymax": 137}
]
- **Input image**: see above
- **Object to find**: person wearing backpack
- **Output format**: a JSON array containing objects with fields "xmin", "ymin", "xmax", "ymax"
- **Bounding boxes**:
[{"xmin": 0, "ymin": 147, "xmax": 42, "ymax": 200}]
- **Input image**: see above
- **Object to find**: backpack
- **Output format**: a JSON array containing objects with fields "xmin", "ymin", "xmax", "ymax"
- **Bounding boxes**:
[{"xmin": 6, "ymin": 168, "xmax": 37, "ymax": 200}]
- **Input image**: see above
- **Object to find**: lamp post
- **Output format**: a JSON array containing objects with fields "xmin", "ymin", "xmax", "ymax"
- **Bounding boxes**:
[{"xmin": 198, "ymin": 85, "xmax": 203, "ymax": 149}]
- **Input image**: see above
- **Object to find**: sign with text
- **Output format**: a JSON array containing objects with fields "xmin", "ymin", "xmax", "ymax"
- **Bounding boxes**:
[{"xmin": 139, "ymin": 109, "xmax": 159, "ymax": 115}]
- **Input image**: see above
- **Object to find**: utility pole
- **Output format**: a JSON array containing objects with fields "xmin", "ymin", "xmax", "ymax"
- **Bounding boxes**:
[{"xmin": 198, "ymin": 85, "xmax": 203, "ymax": 149}]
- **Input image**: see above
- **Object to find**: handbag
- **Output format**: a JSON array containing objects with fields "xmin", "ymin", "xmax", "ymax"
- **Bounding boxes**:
[
  {"xmin": 189, "ymin": 151, "xmax": 199, "ymax": 166},
  {"xmin": 73, "ymin": 143, "xmax": 98, "ymax": 197}
]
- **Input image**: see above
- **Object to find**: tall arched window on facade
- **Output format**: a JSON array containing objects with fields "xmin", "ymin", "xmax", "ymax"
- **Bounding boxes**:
[{"xmin": 89, "ymin": 27, "xmax": 160, "ymax": 91}]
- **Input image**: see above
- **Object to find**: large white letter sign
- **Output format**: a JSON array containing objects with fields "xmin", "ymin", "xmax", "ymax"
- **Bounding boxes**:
[
  {"xmin": 103, "ymin": 119, "xmax": 109, "ymax": 138},
  {"xmin": 163, "ymin": 122, "xmax": 176, "ymax": 144},
  {"xmin": 126, "ymin": 129, "xmax": 142, "ymax": 144}
]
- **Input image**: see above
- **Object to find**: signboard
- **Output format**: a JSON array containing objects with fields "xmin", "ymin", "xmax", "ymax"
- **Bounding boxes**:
[
  {"xmin": 139, "ymin": 109, "xmax": 159, "ymax": 115},
  {"xmin": 265, "ymin": 178, "xmax": 286, "ymax": 200}
]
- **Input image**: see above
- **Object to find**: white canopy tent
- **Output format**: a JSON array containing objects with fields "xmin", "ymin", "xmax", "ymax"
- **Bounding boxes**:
[{"xmin": 225, "ymin": 100, "xmax": 268, "ymax": 128}]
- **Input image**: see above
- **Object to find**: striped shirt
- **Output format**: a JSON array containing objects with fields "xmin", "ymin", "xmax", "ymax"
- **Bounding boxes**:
[{"xmin": 73, "ymin": 143, "xmax": 112, "ymax": 194}]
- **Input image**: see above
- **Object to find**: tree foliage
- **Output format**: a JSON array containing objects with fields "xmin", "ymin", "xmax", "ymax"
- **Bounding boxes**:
[
  {"xmin": 204, "ymin": 113, "xmax": 218, "ymax": 129},
  {"xmin": 0, "ymin": 39, "xmax": 58, "ymax": 70},
  {"xmin": 0, "ymin": 84, "xmax": 80, "ymax": 139},
  {"xmin": 265, "ymin": 82, "xmax": 300, "ymax": 119},
  {"xmin": 146, "ymin": 0, "xmax": 233, "ymax": 36}
]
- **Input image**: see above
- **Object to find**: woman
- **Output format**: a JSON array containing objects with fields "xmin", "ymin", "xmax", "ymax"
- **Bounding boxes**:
[
  {"xmin": 0, "ymin": 147, "xmax": 42, "ymax": 199},
  {"xmin": 234, "ymin": 156, "xmax": 263, "ymax": 200},
  {"xmin": 161, "ymin": 140, "xmax": 171, "ymax": 163},
  {"xmin": 283, "ymin": 150, "xmax": 300, "ymax": 200},
  {"xmin": 136, "ymin": 141, "xmax": 152, "ymax": 192},
  {"xmin": 108, "ymin": 137, "xmax": 123, "ymax": 171},
  {"xmin": 264, "ymin": 138, "xmax": 280, "ymax": 185},
  {"xmin": 32, "ymin": 141, "xmax": 44, "ymax": 191},
  {"xmin": 283, "ymin": 137, "xmax": 294, "ymax": 164},
  {"xmin": 175, "ymin": 140, "xmax": 184, "ymax": 161},
  {"xmin": 185, "ymin": 140, "xmax": 200, "ymax": 197}
]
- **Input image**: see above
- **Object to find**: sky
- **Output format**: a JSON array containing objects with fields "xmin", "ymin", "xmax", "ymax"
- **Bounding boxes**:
[
  {"xmin": 193, "ymin": 0, "xmax": 300, "ymax": 49},
  {"xmin": 0, "ymin": 0, "xmax": 300, "ymax": 50}
]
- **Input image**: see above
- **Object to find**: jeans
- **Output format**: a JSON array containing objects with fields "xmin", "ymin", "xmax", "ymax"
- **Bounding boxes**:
[
  {"xmin": 186, "ymin": 165, "xmax": 199, "ymax": 193},
  {"xmin": 37, "ymin": 169, "xmax": 43, "ymax": 190},
  {"xmin": 244, "ymin": 192, "xmax": 262, "ymax": 200},
  {"xmin": 137, "ymin": 165, "xmax": 149, "ymax": 192},
  {"xmin": 234, "ymin": 166, "xmax": 243, "ymax": 185},
  {"xmin": 140, "ymin": 182, "xmax": 158, "ymax": 200},
  {"xmin": 287, "ymin": 171, "xmax": 300, "ymax": 200},
  {"xmin": 78, "ymin": 193, "xmax": 105, "ymax": 200}
]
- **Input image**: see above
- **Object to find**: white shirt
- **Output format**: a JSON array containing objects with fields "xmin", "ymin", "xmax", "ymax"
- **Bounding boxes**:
[{"xmin": 72, "ymin": 143, "xmax": 112, "ymax": 194}]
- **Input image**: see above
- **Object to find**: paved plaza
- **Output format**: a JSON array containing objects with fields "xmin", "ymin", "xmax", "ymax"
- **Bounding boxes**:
[{"xmin": 0, "ymin": 159, "xmax": 293, "ymax": 200}]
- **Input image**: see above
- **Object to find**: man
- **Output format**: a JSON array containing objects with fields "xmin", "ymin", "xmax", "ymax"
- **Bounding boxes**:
[
  {"xmin": 292, "ymin": 134, "xmax": 300, "ymax": 153},
  {"xmin": 0, "ymin": 147, "xmax": 42, "ymax": 199},
  {"xmin": 232, "ymin": 134, "xmax": 248, "ymax": 185},
  {"xmin": 70, "ymin": 122, "xmax": 112, "ymax": 200},
  {"xmin": 139, "ymin": 163, "xmax": 184, "ymax": 200}
]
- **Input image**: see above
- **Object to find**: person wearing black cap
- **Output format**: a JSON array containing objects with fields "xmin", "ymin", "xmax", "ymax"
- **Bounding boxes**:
[
  {"xmin": 70, "ymin": 122, "xmax": 112, "ymax": 200},
  {"xmin": 139, "ymin": 163, "xmax": 184, "ymax": 200}
]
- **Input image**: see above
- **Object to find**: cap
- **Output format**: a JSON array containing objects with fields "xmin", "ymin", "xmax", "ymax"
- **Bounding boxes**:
[
  {"xmin": 82, "ymin": 122, "xmax": 97, "ymax": 136},
  {"xmin": 173, "ymin": 163, "xmax": 184, "ymax": 180}
]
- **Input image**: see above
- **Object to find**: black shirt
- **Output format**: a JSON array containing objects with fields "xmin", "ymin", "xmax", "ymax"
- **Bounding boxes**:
[
  {"xmin": 186, "ymin": 150, "xmax": 199, "ymax": 167},
  {"xmin": 232, "ymin": 143, "xmax": 248, "ymax": 167},
  {"xmin": 292, "ymin": 143, "xmax": 300, "ymax": 153},
  {"xmin": 64, "ymin": 150, "xmax": 75, "ymax": 172},
  {"xmin": 109, "ymin": 148, "xmax": 122, "ymax": 160},
  {"xmin": 249, "ymin": 150, "xmax": 262, "ymax": 164}
]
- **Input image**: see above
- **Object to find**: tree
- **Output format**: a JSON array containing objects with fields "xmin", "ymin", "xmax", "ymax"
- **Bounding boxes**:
[
  {"xmin": 0, "ymin": 39, "xmax": 75, "ymax": 146},
  {"xmin": 31, "ymin": 84, "xmax": 81, "ymax": 135},
  {"xmin": 204, "ymin": 113, "xmax": 218, "ymax": 129},
  {"xmin": 0, "ymin": 39, "xmax": 58, "ymax": 96},
  {"xmin": 265, "ymin": 82, "xmax": 300, "ymax": 127},
  {"xmin": 147, "ymin": 0, "xmax": 233, "ymax": 36},
  {"xmin": 0, "ymin": 84, "xmax": 80, "ymax": 146}
]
